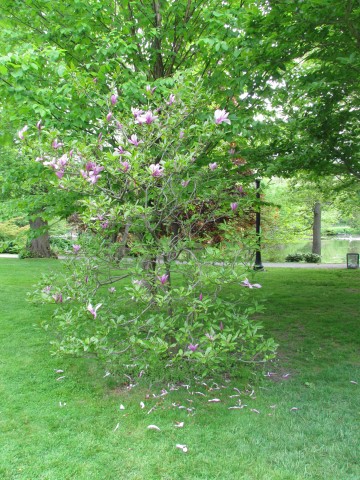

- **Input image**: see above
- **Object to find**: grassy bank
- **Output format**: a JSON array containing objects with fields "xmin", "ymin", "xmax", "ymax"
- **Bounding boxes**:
[{"xmin": 0, "ymin": 259, "xmax": 359, "ymax": 480}]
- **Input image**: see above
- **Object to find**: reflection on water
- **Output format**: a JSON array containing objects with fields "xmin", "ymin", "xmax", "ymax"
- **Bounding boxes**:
[{"xmin": 263, "ymin": 237, "xmax": 360, "ymax": 263}]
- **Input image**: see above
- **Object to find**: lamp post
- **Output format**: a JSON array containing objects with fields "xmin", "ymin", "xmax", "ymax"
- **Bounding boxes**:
[{"xmin": 254, "ymin": 178, "xmax": 264, "ymax": 271}]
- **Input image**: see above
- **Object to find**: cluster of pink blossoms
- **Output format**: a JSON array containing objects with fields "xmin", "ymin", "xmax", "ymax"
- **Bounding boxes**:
[{"xmin": 80, "ymin": 161, "xmax": 104, "ymax": 184}]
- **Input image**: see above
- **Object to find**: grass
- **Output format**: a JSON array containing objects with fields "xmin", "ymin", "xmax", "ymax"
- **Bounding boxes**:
[{"xmin": 0, "ymin": 259, "xmax": 359, "ymax": 480}]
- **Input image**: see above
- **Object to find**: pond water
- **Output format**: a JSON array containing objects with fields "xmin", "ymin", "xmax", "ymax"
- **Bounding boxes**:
[{"xmin": 263, "ymin": 236, "xmax": 360, "ymax": 263}]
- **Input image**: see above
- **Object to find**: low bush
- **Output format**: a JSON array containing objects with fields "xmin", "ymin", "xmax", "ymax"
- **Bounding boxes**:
[
  {"xmin": 303, "ymin": 252, "xmax": 321, "ymax": 263},
  {"xmin": 285, "ymin": 253, "xmax": 304, "ymax": 262}
]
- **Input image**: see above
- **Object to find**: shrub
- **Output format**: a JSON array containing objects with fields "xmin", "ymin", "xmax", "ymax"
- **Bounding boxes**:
[
  {"xmin": 303, "ymin": 253, "xmax": 321, "ymax": 263},
  {"xmin": 285, "ymin": 253, "xmax": 304, "ymax": 262},
  {"xmin": 0, "ymin": 241, "xmax": 21, "ymax": 254}
]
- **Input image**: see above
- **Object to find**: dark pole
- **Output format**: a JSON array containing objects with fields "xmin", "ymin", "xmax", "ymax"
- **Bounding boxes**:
[{"xmin": 254, "ymin": 178, "xmax": 264, "ymax": 271}]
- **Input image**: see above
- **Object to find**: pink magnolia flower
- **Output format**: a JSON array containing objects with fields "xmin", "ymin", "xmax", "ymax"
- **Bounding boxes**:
[
  {"xmin": 55, "ymin": 170, "xmax": 65, "ymax": 179},
  {"xmin": 128, "ymin": 134, "xmax": 143, "ymax": 146},
  {"xmin": 80, "ymin": 163, "xmax": 104, "ymax": 184},
  {"xmin": 52, "ymin": 139, "xmax": 63, "ymax": 149},
  {"xmin": 230, "ymin": 202, "xmax": 238, "ymax": 211},
  {"xmin": 236, "ymin": 185, "xmax": 245, "ymax": 196},
  {"xmin": 188, "ymin": 343, "xmax": 199, "ymax": 352},
  {"xmin": 108, "ymin": 287, "xmax": 116, "ymax": 293},
  {"xmin": 136, "ymin": 110, "xmax": 158, "ymax": 125},
  {"xmin": 149, "ymin": 164, "xmax": 164, "ymax": 177},
  {"xmin": 106, "ymin": 111, "xmax": 113, "ymax": 122},
  {"xmin": 110, "ymin": 94, "xmax": 118, "ymax": 105},
  {"xmin": 72, "ymin": 244, "xmax": 81, "ymax": 253},
  {"xmin": 113, "ymin": 146, "xmax": 130, "ymax": 156},
  {"xmin": 199, "ymin": 293, "xmax": 203, "ymax": 301},
  {"xmin": 36, "ymin": 120, "xmax": 43, "ymax": 131},
  {"xmin": 131, "ymin": 107, "xmax": 144, "ymax": 118},
  {"xmin": 209, "ymin": 162, "xmax": 218, "ymax": 171},
  {"xmin": 167, "ymin": 94, "xmax": 175, "ymax": 105},
  {"xmin": 157, "ymin": 274, "xmax": 169, "ymax": 285},
  {"xmin": 87, "ymin": 303, "xmax": 102, "ymax": 318},
  {"xmin": 18, "ymin": 125, "xmax": 28, "ymax": 140},
  {"xmin": 52, "ymin": 293, "xmax": 63, "ymax": 303},
  {"xmin": 146, "ymin": 85, "xmax": 156, "ymax": 94},
  {"xmin": 120, "ymin": 161, "xmax": 131, "ymax": 173},
  {"xmin": 101, "ymin": 221, "xmax": 109, "ymax": 229},
  {"xmin": 42, "ymin": 285, "xmax": 52, "ymax": 294},
  {"xmin": 241, "ymin": 278, "xmax": 262, "ymax": 289},
  {"xmin": 181, "ymin": 180, "xmax": 190, "ymax": 187},
  {"xmin": 214, "ymin": 109, "xmax": 231, "ymax": 125}
]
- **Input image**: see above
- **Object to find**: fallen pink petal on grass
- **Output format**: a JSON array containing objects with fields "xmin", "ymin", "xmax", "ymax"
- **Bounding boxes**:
[
  {"xmin": 147, "ymin": 425, "xmax": 161, "ymax": 431},
  {"xmin": 140, "ymin": 402, "xmax": 145, "ymax": 409},
  {"xmin": 119, "ymin": 404, "xmax": 125, "ymax": 410},
  {"xmin": 350, "ymin": 380, "xmax": 358, "ymax": 384},
  {"xmin": 250, "ymin": 409, "xmax": 260, "ymax": 414},
  {"xmin": 208, "ymin": 398, "xmax": 221, "ymax": 403},
  {"xmin": 174, "ymin": 422, "xmax": 184, "ymax": 428},
  {"xmin": 176, "ymin": 444, "xmax": 188, "ymax": 453}
]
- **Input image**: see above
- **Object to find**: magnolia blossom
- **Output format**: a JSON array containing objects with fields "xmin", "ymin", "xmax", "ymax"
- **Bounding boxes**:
[
  {"xmin": 72, "ymin": 244, "xmax": 81, "ymax": 253},
  {"xmin": 128, "ymin": 134, "xmax": 143, "ymax": 146},
  {"xmin": 101, "ymin": 221, "xmax": 109, "ymax": 229},
  {"xmin": 108, "ymin": 287, "xmax": 116, "ymax": 293},
  {"xmin": 18, "ymin": 125, "xmax": 28, "ymax": 140},
  {"xmin": 230, "ymin": 202, "xmax": 238, "ymax": 211},
  {"xmin": 214, "ymin": 109, "xmax": 231, "ymax": 125},
  {"xmin": 80, "ymin": 163, "xmax": 104, "ymax": 184},
  {"xmin": 113, "ymin": 146, "xmax": 130, "ymax": 156},
  {"xmin": 55, "ymin": 170, "xmax": 65, "ymax": 179},
  {"xmin": 87, "ymin": 303, "xmax": 102, "ymax": 318},
  {"xmin": 188, "ymin": 343, "xmax": 199, "ymax": 352},
  {"xmin": 52, "ymin": 293, "xmax": 63, "ymax": 303},
  {"xmin": 42, "ymin": 285, "xmax": 52, "ymax": 294},
  {"xmin": 44, "ymin": 154, "xmax": 68, "ymax": 179},
  {"xmin": 149, "ymin": 164, "xmax": 164, "ymax": 177},
  {"xmin": 120, "ymin": 161, "xmax": 131, "ymax": 173},
  {"xmin": 110, "ymin": 94, "xmax": 118, "ymax": 105},
  {"xmin": 106, "ymin": 111, "xmax": 113, "ymax": 122},
  {"xmin": 209, "ymin": 162, "xmax": 218, "ymax": 171},
  {"xmin": 131, "ymin": 107, "xmax": 144, "ymax": 118},
  {"xmin": 36, "ymin": 120, "xmax": 43, "ymax": 131},
  {"xmin": 146, "ymin": 85, "xmax": 156, "ymax": 94},
  {"xmin": 136, "ymin": 110, "xmax": 158, "ymax": 125},
  {"xmin": 241, "ymin": 278, "xmax": 262, "ymax": 289},
  {"xmin": 157, "ymin": 274, "xmax": 169, "ymax": 285},
  {"xmin": 181, "ymin": 180, "xmax": 190, "ymax": 187},
  {"xmin": 199, "ymin": 293, "xmax": 203, "ymax": 301},
  {"xmin": 52, "ymin": 139, "xmax": 63, "ymax": 149},
  {"xmin": 167, "ymin": 94, "xmax": 175, "ymax": 105}
]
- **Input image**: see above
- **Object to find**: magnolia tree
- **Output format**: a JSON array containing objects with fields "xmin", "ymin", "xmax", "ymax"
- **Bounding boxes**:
[{"xmin": 27, "ymin": 84, "xmax": 277, "ymax": 380}]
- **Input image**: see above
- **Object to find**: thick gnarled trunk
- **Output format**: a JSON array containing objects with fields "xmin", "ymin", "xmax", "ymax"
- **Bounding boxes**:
[{"xmin": 28, "ymin": 217, "xmax": 54, "ymax": 258}]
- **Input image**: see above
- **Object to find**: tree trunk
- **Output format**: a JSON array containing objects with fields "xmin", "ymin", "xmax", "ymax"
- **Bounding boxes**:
[
  {"xmin": 28, "ymin": 217, "xmax": 54, "ymax": 258},
  {"xmin": 312, "ymin": 202, "xmax": 321, "ymax": 256}
]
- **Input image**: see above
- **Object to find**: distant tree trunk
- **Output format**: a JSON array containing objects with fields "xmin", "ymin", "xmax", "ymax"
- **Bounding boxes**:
[
  {"xmin": 312, "ymin": 202, "xmax": 321, "ymax": 256},
  {"xmin": 28, "ymin": 217, "xmax": 54, "ymax": 258}
]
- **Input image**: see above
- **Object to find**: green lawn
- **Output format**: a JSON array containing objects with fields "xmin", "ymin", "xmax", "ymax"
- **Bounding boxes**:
[{"xmin": 0, "ymin": 259, "xmax": 359, "ymax": 480}]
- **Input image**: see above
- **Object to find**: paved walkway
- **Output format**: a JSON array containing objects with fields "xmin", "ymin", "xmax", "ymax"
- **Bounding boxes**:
[{"xmin": 0, "ymin": 253, "xmax": 349, "ymax": 269}]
